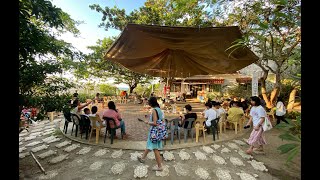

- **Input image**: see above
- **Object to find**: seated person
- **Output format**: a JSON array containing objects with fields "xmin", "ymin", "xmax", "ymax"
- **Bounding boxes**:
[
  {"xmin": 70, "ymin": 99, "xmax": 92, "ymax": 116},
  {"xmin": 89, "ymin": 106, "xmax": 105, "ymax": 127},
  {"xmin": 83, "ymin": 108, "xmax": 90, "ymax": 117},
  {"xmin": 202, "ymin": 102, "xmax": 218, "ymax": 134},
  {"xmin": 213, "ymin": 102, "xmax": 226, "ymax": 118},
  {"xmin": 80, "ymin": 108, "xmax": 91, "ymax": 134},
  {"xmin": 179, "ymin": 104, "xmax": 197, "ymax": 128},
  {"xmin": 227, "ymin": 101, "xmax": 244, "ymax": 123},
  {"xmin": 102, "ymin": 101, "xmax": 128, "ymax": 138}
]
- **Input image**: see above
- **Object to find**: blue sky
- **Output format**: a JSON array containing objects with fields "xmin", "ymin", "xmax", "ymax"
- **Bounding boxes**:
[{"xmin": 51, "ymin": 0, "xmax": 146, "ymax": 54}]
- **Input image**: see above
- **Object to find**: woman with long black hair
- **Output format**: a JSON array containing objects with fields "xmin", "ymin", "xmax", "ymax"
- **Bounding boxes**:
[
  {"xmin": 137, "ymin": 97, "xmax": 164, "ymax": 171},
  {"xmin": 245, "ymin": 96, "xmax": 268, "ymax": 155}
]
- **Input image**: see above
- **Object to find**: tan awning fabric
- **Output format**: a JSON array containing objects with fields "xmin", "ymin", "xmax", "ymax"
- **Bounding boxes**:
[{"xmin": 104, "ymin": 24, "xmax": 259, "ymax": 78}]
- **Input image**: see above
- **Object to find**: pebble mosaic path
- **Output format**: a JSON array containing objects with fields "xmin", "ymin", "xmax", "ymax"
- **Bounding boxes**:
[{"xmin": 19, "ymin": 118, "xmax": 279, "ymax": 180}]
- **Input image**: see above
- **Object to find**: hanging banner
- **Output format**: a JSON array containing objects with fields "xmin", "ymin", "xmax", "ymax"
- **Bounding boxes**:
[{"xmin": 252, "ymin": 71, "xmax": 259, "ymax": 97}]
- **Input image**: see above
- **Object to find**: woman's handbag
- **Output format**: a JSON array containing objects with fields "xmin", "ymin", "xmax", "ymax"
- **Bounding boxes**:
[
  {"xmin": 262, "ymin": 116, "xmax": 273, "ymax": 131},
  {"xmin": 150, "ymin": 109, "xmax": 167, "ymax": 143}
]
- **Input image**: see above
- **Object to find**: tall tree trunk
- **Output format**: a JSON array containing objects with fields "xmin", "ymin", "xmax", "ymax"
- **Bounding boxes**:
[
  {"xmin": 129, "ymin": 83, "xmax": 137, "ymax": 94},
  {"xmin": 270, "ymin": 72, "xmax": 281, "ymax": 107},
  {"xmin": 287, "ymin": 87, "xmax": 298, "ymax": 110},
  {"xmin": 260, "ymin": 69, "xmax": 272, "ymax": 108}
]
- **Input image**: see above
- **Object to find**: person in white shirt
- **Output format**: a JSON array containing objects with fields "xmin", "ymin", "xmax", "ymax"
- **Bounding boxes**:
[
  {"xmin": 275, "ymin": 96, "xmax": 288, "ymax": 125},
  {"xmin": 212, "ymin": 101, "xmax": 226, "ymax": 118},
  {"xmin": 89, "ymin": 106, "xmax": 105, "ymax": 127},
  {"xmin": 245, "ymin": 96, "xmax": 268, "ymax": 155},
  {"xmin": 202, "ymin": 102, "xmax": 217, "ymax": 134}
]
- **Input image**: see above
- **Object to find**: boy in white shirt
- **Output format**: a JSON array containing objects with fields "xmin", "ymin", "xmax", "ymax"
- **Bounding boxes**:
[{"xmin": 202, "ymin": 102, "xmax": 217, "ymax": 134}]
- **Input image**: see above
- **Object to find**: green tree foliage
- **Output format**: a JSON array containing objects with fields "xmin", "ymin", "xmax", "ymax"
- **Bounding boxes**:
[
  {"xmin": 213, "ymin": 0, "xmax": 301, "ymax": 106},
  {"xmin": 226, "ymin": 84, "xmax": 252, "ymax": 99},
  {"xmin": 99, "ymin": 84, "xmax": 118, "ymax": 96},
  {"xmin": 90, "ymin": 0, "xmax": 213, "ymax": 31},
  {"xmin": 81, "ymin": 37, "xmax": 152, "ymax": 93},
  {"xmin": 19, "ymin": 0, "xmax": 82, "ymax": 113}
]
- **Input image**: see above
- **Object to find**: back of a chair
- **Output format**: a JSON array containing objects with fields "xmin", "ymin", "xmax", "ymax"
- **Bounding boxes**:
[
  {"xmin": 71, "ymin": 113, "xmax": 81, "ymax": 125},
  {"xmin": 234, "ymin": 114, "xmax": 244, "ymax": 123},
  {"xmin": 227, "ymin": 113, "xmax": 243, "ymax": 123},
  {"xmin": 183, "ymin": 118, "xmax": 195, "ymax": 129},
  {"xmin": 195, "ymin": 118, "xmax": 206, "ymax": 127},
  {"xmin": 169, "ymin": 118, "xmax": 180, "ymax": 130},
  {"xmin": 63, "ymin": 111, "xmax": 72, "ymax": 122},
  {"xmin": 219, "ymin": 113, "xmax": 227, "ymax": 123},
  {"xmin": 81, "ymin": 115, "xmax": 91, "ymax": 127},
  {"xmin": 103, "ymin": 117, "xmax": 116, "ymax": 130},
  {"xmin": 211, "ymin": 117, "xmax": 220, "ymax": 127},
  {"xmin": 89, "ymin": 116, "xmax": 100, "ymax": 129}
]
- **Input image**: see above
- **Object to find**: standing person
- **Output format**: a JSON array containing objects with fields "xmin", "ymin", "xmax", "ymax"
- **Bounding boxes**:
[
  {"xmin": 198, "ymin": 89, "xmax": 205, "ymax": 103},
  {"xmin": 137, "ymin": 97, "xmax": 164, "ymax": 171},
  {"xmin": 245, "ymin": 96, "xmax": 268, "ymax": 155},
  {"xmin": 275, "ymin": 96, "xmax": 288, "ymax": 124},
  {"xmin": 94, "ymin": 93, "xmax": 101, "ymax": 103},
  {"xmin": 71, "ymin": 90, "xmax": 79, "ymax": 104}
]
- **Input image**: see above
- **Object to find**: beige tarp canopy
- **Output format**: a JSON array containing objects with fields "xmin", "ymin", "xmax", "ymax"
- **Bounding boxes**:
[{"xmin": 105, "ymin": 24, "xmax": 259, "ymax": 78}]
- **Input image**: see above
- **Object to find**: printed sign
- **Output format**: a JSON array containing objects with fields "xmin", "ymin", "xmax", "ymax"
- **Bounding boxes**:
[{"xmin": 252, "ymin": 71, "xmax": 259, "ymax": 96}]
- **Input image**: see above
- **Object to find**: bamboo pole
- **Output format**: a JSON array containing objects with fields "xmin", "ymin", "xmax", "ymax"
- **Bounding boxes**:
[{"xmin": 30, "ymin": 151, "xmax": 46, "ymax": 175}]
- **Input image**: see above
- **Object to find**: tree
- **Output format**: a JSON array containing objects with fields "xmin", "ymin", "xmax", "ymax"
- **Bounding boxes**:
[
  {"xmin": 81, "ymin": 37, "xmax": 152, "ymax": 93},
  {"xmin": 214, "ymin": 0, "xmax": 301, "ymax": 108},
  {"xmin": 99, "ymin": 84, "xmax": 118, "ymax": 96},
  {"xmin": 19, "ymin": 0, "xmax": 82, "ymax": 112},
  {"xmin": 90, "ymin": 0, "xmax": 212, "ymax": 31}
]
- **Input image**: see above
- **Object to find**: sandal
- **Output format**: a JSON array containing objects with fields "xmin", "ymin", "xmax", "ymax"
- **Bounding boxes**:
[
  {"xmin": 137, "ymin": 156, "xmax": 145, "ymax": 163},
  {"xmin": 152, "ymin": 165, "xmax": 163, "ymax": 171},
  {"xmin": 246, "ymin": 149, "xmax": 253, "ymax": 155}
]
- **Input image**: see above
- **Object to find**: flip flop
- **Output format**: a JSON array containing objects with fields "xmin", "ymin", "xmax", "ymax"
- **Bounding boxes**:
[
  {"xmin": 137, "ymin": 156, "xmax": 145, "ymax": 163},
  {"xmin": 152, "ymin": 166, "xmax": 163, "ymax": 171},
  {"xmin": 246, "ymin": 149, "xmax": 253, "ymax": 155}
]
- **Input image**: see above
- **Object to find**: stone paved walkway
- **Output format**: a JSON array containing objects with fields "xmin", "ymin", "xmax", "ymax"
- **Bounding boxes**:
[
  {"xmin": 19, "ymin": 102, "xmax": 300, "ymax": 180},
  {"xmin": 19, "ymin": 118, "xmax": 284, "ymax": 180}
]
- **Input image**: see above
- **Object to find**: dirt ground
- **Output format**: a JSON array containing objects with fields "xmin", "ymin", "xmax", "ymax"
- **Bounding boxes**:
[{"xmin": 252, "ymin": 127, "xmax": 301, "ymax": 180}]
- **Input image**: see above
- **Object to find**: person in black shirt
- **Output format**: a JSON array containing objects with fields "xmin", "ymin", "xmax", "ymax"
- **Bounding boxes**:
[{"xmin": 180, "ymin": 104, "xmax": 197, "ymax": 128}]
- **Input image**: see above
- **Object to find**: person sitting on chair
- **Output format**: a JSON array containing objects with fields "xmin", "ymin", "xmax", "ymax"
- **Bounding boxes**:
[
  {"xmin": 226, "ymin": 101, "xmax": 244, "ymax": 129},
  {"xmin": 179, "ymin": 104, "xmax": 197, "ymax": 128},
  {"xmin": 202, "ymin": 102, "xmax": 217, "ymax": 134},
  {"xmin": 89, "ymin": 106, "xmax": 105, "ymax": 127},
  {"xmin": 102, "ymin": 101, "xmax": 128, "ymax": 139}
]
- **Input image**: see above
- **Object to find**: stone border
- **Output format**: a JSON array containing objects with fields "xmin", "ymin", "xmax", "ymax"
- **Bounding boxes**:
[{"xmin": 58, "ymin": 120, "xmax": 250, "ymax": 150}]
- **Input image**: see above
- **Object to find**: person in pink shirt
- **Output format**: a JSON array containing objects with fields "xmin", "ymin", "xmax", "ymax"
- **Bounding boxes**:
[{"xmin": 102, "ymin": 101, "xmax": 127, "ymax": 138}]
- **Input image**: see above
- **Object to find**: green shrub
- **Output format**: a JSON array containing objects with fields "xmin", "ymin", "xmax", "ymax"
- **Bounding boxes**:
[
  {"xmin": 77, "ymin": 93, "xmax": 92, "ymax": 103},
  {"xmin": 276, "ymin": 114, "xmax": 301, "ymax": 164},
  {"xmin": 226, "ymin": 84, "xmax": 252, "ymax": 99}
]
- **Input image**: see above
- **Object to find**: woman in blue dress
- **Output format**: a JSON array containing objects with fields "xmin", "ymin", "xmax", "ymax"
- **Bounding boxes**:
[{"xmin": 137, "ymin": 96, "xmax": 163, "ymax": 171}]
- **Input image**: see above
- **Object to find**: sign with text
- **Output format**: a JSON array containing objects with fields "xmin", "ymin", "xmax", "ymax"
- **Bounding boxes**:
[{"xmin": 252, "ymin": 71, "xmax": 259, "ymax": 97}]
